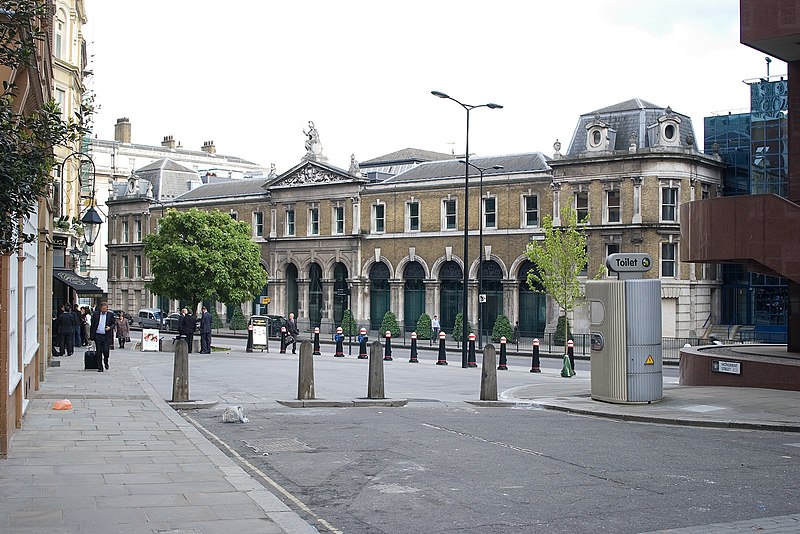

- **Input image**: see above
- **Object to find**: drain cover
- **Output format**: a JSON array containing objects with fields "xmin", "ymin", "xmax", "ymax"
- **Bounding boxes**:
[{"xmin": 243, "ymin": 437, "xmax": 312, "ymax": 453}]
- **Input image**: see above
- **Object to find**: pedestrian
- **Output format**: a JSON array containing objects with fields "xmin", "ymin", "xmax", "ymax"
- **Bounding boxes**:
[
  {"xmin": 55, "ymin": 304, "xmax": 76, "ymax": 357},
  {"xmin": 199, "ymin": 306, "xmax": 212, "ymax": 354},
  {"xmin": 115, "ymin": 312, "xmax": 130, "ymax": 349},
  {"xmin": 287, "ymin": 312, "xmax": 300, "ymax": 354},
  {"xmin": 513, "ymin": 321, "xmax": 520, "ymax": 344},
  {"xmin": 90, "ymin": 301, "xmax": 116, "ymax": 372},
  {"xmin": 83, "ymin": 307, "xmax": 91, "ymax": 346},
  {"xmin": 431, "ymin": 314, "xmax": 441, "ymax": 340},
  {"xmin": 178, "ymin": 308, "xmax": 197, "ymax": 353},
  {"xmin": 72, "ymin": 304, "xmax": 83, "ymax": 348}
]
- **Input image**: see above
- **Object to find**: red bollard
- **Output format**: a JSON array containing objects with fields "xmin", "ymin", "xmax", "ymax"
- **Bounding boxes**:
[
  {"xmin": 498, "ymin": 336, "xmax": 508, "ymax": 370},
  {"xmin": 313, "ymin": 327, "xmax": 321, "ymax": 356},
  {"xmin": 409, "ymin": 332, "xmax": 419, "ymax": 363},
  {"xmin": 467, "ymin": 333, "xmax": 477, "ymax": 367},
  {"xmin": 334, "ymin": 327, "xmax": 344, "ymax": 357},
  {"xmin": 530, "ymin": 338, "xmax": 541, "ymax": 373},
  {"xmin": 358, "ymin": 327, "xmax": 368, "ymax": 359},
  {"xmin": 279, "ymin": 326, "xmax": 287, "ymax": 354},
  {"xmin": 384, "ymin": 330, "xmax": 393, "ymax": 361},
  {"xmin": 567, "ymin": 339, "xmax": 576, "ymax": 376},
  {"xmin": 436, "ymin": 332, "xmax": 448, "ymax": 365}
]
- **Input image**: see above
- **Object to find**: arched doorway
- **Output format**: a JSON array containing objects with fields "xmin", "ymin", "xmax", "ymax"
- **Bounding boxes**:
[
  {"xmin": 286, "ymin": 263, "xmax": 299, "ymax": 317},
  {"xmin": 370, "ymin": 262, "xmax": 390, "ymax": 329},
  {"xmin": 518, "ymin": 260, "xmax": 546, "ymax": 337},
  {"xmin": 252, "ymin": 266, "xmax": 269, "ymax": 315},
  {"xmin": 403, "ymin": 261, "xmax": 425, "ymax": 331},
  {"xmin": 480, "ymin": 259, "xmax": 504, "ymax": 339},
  {"xmin": 439, "ymin": 260, "xmax": 462, "ymax": 334},
  {"xmin": 309, "ymin": 263, "xmax": 323, "ymax": 329},
  {"xmin": 333, "ymin": 262, "xmax": 349, "ymax": 326}
]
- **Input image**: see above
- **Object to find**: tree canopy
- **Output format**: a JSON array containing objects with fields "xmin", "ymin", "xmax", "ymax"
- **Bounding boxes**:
[{"xmin": 144, "ymin": 208, "xmax": 267, "ymax": 308}]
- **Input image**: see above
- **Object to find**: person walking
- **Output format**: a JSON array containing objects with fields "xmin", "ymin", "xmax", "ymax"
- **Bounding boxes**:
[
  {"xmin": 55, "ymin": 304, "xmax": 77, "ymax": 357},
  {"xmin": 90, "ymin": 301, "xmax": 116, "ymax": 372},
  {"xmin": 431, "ymin": 314, "xmax": 441, "ymax": 340},
  {"xmin": 199, "ymin": 306, "xmax": 212, "ymax": 354},
  {"xmin": 72, "ymin": 304, "xmax": 83, "ymax": 348},
  {"xmin": 115, "ymin": 312, "xmax": 130, "ymax": 349},
  {"xmin": 287, "ymin": 312, "xmax": 300, "ymax": 354},
  {"xmin": 178, "ymin": 308, "xmax": 197, "ymax": 353}
]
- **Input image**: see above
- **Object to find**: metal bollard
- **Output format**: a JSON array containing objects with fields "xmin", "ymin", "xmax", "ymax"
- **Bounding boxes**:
[
  {"xmin": 530, "ymin": 338, "xmax": 541, "ymax": 373},
  {"xmin": 498, "ymin": 336, "xmax": 508, "ymax": 370},
  {"xmin": 436, "ymin": 331, "xmax": 448, "ymax": 365},
  {"xmin": 409, "ymin": 331, "xmax": 419, "ymax": 363},
  {"xmin": 383, "ymin": 331, "xmax": 393, "ymax": 361},
  {"xmin": 334, "ymin": 327, "xmax": 344, "ymax": 357},
  {"xmin": 467, "ymin": 333, "xmax": 477, "ymax": 368},
  {"xmin": 313, "ymin": 327, "xmax": 321, "ymax": 356}
]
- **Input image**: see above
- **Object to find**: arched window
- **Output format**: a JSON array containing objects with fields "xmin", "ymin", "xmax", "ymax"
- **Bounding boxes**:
[
  {"xmin": 333, "ymin": 263, "xmax": 348, "ymax": 326},
  {"xmin": 370, "ymin": 262, "xmax": 390, "ymax": 329},
  {"xmin": 286, "ymin": 264, "xmax": 299, "ymax": 318},
  {"xmin": 439, "ymin": 260, "xmax": 463, "ymax": 334},
  {"xmin": 403, "ymin": 261, "xmax": 425, "ymax": 332},
  {"xmin": 480, "ymin": 260, "xmax": 503, "ymax": 339},
  {"xmin": 518, "ymin": 260, "xmax": 546, "ymax": 338},
  {"xmin": 54, "ymin": 9, "xmax": 66, "ymax": 60},
  {"xmin": 309, "ymin": 263, "xmax": 323, "ymax": 329}
]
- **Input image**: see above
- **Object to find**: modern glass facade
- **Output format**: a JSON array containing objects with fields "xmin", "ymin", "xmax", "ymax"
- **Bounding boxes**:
[{"xmin": 704, "ymin": 78, "xmax": 789, "ymax": 341}]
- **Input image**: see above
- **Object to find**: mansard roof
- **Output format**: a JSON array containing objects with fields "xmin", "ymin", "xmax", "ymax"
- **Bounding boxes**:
[
  {"xmin": 133, "ymin": 158, "xmax": 199, "ymax": 200},
  {"xmin": 360, "ymin": 147, "xmax": 454, "ymax": 166},
  {"xmin": 172, "ymin": 177, "xmax": 269, "ymax": 202},
  {"xmin": 379, "ymin": 152, "xmax": 550, "ymax": 184}
]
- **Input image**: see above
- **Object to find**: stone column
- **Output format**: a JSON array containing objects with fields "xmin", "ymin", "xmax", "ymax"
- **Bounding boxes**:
[
  {"xmin": 321, "ymin": 279, "xmax": 334, "ymax": 333},
  {"xmin": 297, "ymin": 278, "xmax": 309, "ymax": 332},
  {"xmin": 425, "ymin": 279, "xmax": 438, "ymax": 317},
  {"xmin": 390, "ymin": 280, "xmax": 403, "ymax": 330}
]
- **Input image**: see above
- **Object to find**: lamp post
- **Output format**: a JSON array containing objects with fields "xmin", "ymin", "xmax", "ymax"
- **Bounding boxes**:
[
  {"xmin": 431, "ymin": 91, "xmax": 502, "ymax": 368},
  {"xmin": 58, "ymin": 151, "xmax": 103, "ymax": 247},
  {"xmin": 459, "ymin": 161, "xmax": 503, "ymax": 348}
]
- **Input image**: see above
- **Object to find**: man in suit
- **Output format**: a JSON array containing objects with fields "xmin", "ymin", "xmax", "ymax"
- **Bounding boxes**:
[
  {"xmin": 199, "ymin": 306, "xmax": 212, "ymax": 354},
  {"xmin": 287, "ymin": 312, "xmax": 300, "ymax": 354},
  {"xmin": 55, "ymin": 304, "xmax": 77, "ymax": 357},
  {"xmin": 90, "ymin": 301, "xmax": 116, "ymax": 372},
  {"xmin": 178, "ymin": 308, "xmax": 197, "ymax": 353}
]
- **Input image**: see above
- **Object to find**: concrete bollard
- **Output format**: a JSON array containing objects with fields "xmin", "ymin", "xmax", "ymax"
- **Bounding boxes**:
[
  {"xmin": 172, "ymin": 338, "xmax": 189, "ymax": 402},
  {"xmin": 384, "ymin": 331, "xmax": 393, "ymax": 361},
  {"xmin": 480, "ymin": 344, "xmax": 498, "ymax": 401},
  {"xmin": 436, "ymin": 331, "xmax": 448, "ymax": 365},
  {"xmin": 297, "ymin": 340, "xmax": 315, "ymax": 400},
  {"xmin": 530, "ymin": 338, "xmax": 541, "ymax": 373},
  {"xmin": 568, "ymin": 339, "xmax": 576, "ymax": 376},
  {"xmin": 313, "ymin": 327, "xmax": 321, "ymax": 356},
  {"xmin": 498, "ymin": 336, "xmax": 508, "ymax": 370},
  {"xmin": 467, "ymin": 333, "xmax": 477, "ymax": 367},
  {"xmin": 280, "ymin": 326, "xmax": 287, "ymax": 354},
  {"xmin": 367, "ymin": 341, "xmax": 385, "ymax": 399},
  {"xmin": 409, "ymin": 332, "xmax": 419, "ymax": 363},
  {"xmin": 334, "ymin": 327, "xmax": 344, "ymax": 357},
  {"xmin": 358, "ymin": 327, "xmax": 368, "ymax": 359}
]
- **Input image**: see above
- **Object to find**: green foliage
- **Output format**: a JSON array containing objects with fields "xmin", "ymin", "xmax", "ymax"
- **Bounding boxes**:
[
  {"xmin": 144, "ymin": 208, "xmax": 267, "ymax": 308},
  {"xmin": 379, "ymin": 311, "xmax": 400, "ymax": 338},
  {"xmin": 491, "ymin": 314, "xmax": 514, "ymax": 343},
  {"xmin": 452, "ymin": 313, "xmax": 473, "ymax": 343},
  {"xmin": 415, "ymin": 313, "xmax": 432, "ymax": 340},
  {"xmin": 554, "ymin": 315, "xmax": 573, "ymax": 345},
  {"xmin": 209, "ymin": 305, "xmax": 224, "ymax": 330},
  {"xmin": 228, "ymin": 306, "xmax": 247, "ymax": 332},
  {"xmin": 340, "ymin": 309, "xmax": 358, "ymax": 336}
]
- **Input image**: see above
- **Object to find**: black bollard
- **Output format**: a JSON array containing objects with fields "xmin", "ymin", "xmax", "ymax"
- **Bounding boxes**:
[
  {"xmin": 279, "ymin": 326, "xmax": 287, "ymax": 354},
  {"xmin": 383, "ymin": 331, "xmax": 393, "ymax": 361},
  {"xmin": 498, "ymin": 336, "xmax": 508, "ymax": 370},
  {"xmin": 436, "ymin": 331, "xmax": 448, "ymax": 365},
  {"xmin": 246, "ymin": 324, "xmax": 253, "ymax": 353},
  {"xmin": 530, "ymin": 338, "xmax": 541, "ymax": 373},
  {"xmin": 467, "ymin": 333, "xmax": 477, "ymax": 367},
  {"xmin": 313, "ymin": 327, "xmax": 321, "ymax": 356},
  {"xmin": 409, "ymin": 332, "xmax": 419, "ymax": 363},
  {"xmin": 334, "ymin": 327, "xmax": 344, "ymax": 357},
  {"xmin": 358, "ymin": 328, "xmax": 368, "ymax": 359},
  {"xmin": 567, "ymin": 339, "xmax": 576, "ymax": 376}
]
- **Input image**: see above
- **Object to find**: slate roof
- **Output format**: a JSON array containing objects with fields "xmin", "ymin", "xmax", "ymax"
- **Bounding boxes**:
[
  {"xmin": 133, "ymin": 158, "xmax": 200, "ymax": 200},
  {"xmin": 360, "ymin": 148, "xmax": 455, "ymax": 166},
  {"xmin": 566, "ymin": 98, "xmax": 697, "ymax": 157},
  {"xmin": 172, "ymin": 177, "xmax": 269, "ymax": 202},
  {"xmin": 379, "ymin": 153, "xmax": 550, "ymax": 184}
]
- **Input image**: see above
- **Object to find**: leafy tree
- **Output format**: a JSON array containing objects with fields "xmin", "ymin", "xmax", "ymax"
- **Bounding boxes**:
[
  {"xmin": 415, "ymin": 312, "xmax": 432, "ymax": 340},
  {"xmin": 452, "ymin": 313, "xmax": 473, "ymax": 343},
  {"xmin": 525, "ymin": 206, "xmax": 591, "ymax": 354},
  {"xmin": 209, "ymin": 305, "xmax": 224, "ymax": 330},
  {"xmin": 228, "ymin": 306, "xmax": 247, "ymax": 332},
  {"xmin": 340, "ymin": 309, "xmax": 357, "ymax": 336},
  {"xmin": 491, "ymin": 314, "xmax": 514, "ymax": 343},
  {"xmin": 144, "ymin": 208, "xmax": 267, "ymax": 309},
  {"xmin": 0, "ymin": 1, "xmax": 92, "ymax": 252},
  {"xmin": 379, "ymin": 311, "xmax": 400, "ymax": 338}
]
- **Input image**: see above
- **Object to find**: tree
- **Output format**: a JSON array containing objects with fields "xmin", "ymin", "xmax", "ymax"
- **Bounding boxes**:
[
  {"xmin": 491, "ymin": 314, "xmax": 514, "ymax": 343},
  {"xmin": 209, "ymin": 305, "xmax": 224, "ymax": 331},
  {"xmin": 228, "ymin": 306, "xmax": 247, "ymax": 332},
  {"xmin": 144, "ymin": 208, "xmax": 267, "ymax": 309},
  {"xmin": 340, "ymin": 309, "xmax": 357, "ymax": 336},
  {"xmin": 452, "ymin": 313, "xmax": 473, "ymax": 343},
  {"xmin": 0, "ymin": 1, "xmax": 92, "ymax": 252},
  {"xmin": 415, "ymin": 313, "xmax": 432, "ymax": 341},
  {"xmin": 525, "ymin": 205, "xmax": 592, "ymax": 353},
  {"xmin": 379, "ymin": 311, "xmax": 400, "ymax": 338}
]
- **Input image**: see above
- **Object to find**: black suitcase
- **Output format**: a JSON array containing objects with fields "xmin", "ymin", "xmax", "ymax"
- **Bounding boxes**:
[{"xmin": 84, "ymin": 348, "xmax": 98, "ymax": 370}]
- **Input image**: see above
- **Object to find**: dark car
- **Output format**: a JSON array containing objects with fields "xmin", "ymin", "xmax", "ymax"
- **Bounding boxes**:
[
  {"xmin": 166, "ymin": 312, "xmax": 200, "ymax": 333},
  {"xmin": 265, "ymin": 315, "xmax": 287, "ymax": 338}
]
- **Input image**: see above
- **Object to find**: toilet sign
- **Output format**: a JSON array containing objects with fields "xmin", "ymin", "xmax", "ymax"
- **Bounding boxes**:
[{"xmin": 606, "ymin": 253, "xmax": 653, "ymax": 280}]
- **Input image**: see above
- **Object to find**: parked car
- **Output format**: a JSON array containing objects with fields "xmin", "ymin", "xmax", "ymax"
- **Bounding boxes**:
[
  {"xmin": 137, "ymin": 308, "xmax": 166, "ymax": 329},
  {"xmin": 165, "ymin": 311, "xmax": 201, "ymax": 332},
  {"xmin": 265, "ymin": 315, "xmax": 287, "ymax": 338}
]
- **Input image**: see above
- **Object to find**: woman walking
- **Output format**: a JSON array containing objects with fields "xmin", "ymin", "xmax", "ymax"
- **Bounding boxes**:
[{"xmin": 115, "ymin": 312, "xmax": 130, "ymax": 349}]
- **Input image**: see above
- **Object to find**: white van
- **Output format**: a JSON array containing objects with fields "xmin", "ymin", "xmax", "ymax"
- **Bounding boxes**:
[{"xmin": 137, "ymin": 308, "xmax": 165, "ymax": 329}]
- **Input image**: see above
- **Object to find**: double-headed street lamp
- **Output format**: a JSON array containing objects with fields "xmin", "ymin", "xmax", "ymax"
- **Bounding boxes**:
[
  {"xmin": 460, "ymin": 161, "xmax": 503, "ymax": 348},
  {"xmin": 431, "ymin": 90, "xmax": 502, "ymax": 368}
]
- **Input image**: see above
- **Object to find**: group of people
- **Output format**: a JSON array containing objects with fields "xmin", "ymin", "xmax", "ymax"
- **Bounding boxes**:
[
  {"xmin": 176, "ymin": 306, "xmax": 213, "ymax": 354},
  {"xmin": 52, "ymin": 304, "xmax": 132, "ymax": 357}
]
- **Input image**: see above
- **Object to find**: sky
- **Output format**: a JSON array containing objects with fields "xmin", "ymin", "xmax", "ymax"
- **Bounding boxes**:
[{"xmin": 82, "ymin": 0, "xmax": 782, "ymax": 173}]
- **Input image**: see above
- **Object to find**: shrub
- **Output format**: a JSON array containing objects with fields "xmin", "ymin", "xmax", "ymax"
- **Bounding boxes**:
[
  {"xmin": 452, "ymin": 313, "xmax": 473, "ymax": 343},
  {"xmin": 228, "ymin": 306, "xmax": 248, "ymax": 332},
  {"xmin": 416, "ymin": 312, "xmax": 432, "ymax": 340},
  {"xmin": 491, "ymin": 314, "xmax": 514, "ymax": 343},
  {"xmin": 379, "ymin": 311, "xmax": 401, "ymax": 338},
  {"xmin": 210, "ymin": 305, "xmax": 224, "ymax": 330},
  {"xmin": 340, "ymin": 309, "xmax": 357, "ymax": 336},
  {"xmin": 554, "ymin": 315, "xmax": 572, "ymax": 345}
]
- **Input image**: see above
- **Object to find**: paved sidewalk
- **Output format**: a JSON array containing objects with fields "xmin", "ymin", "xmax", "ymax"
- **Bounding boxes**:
[{"xmin": 0, "ymin": 347, "xmax": 315, "ymax": 534}]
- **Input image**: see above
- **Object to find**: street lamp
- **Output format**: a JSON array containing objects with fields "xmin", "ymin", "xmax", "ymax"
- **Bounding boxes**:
[
  {"xmin": 460, "ymin": 161, "xmax": 503, "ymax": 348},
  {"xmin": 432, "ymin": 90, "xmax": 503, "ymax": 368},
  {"xmin": 58, "ymin": 151, "xmax": 103, "ymax": 247}
]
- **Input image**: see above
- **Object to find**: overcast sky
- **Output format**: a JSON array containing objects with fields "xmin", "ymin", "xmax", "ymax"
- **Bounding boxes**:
[{"xmin": 83, "ymin": 0, "xmax": 782, "ymax": 172}]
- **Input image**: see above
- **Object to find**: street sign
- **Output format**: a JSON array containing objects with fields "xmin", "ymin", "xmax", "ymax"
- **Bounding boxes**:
[
  {"xmin": 606, "ymin": 253, "xmax": 653, "ymax": 272},
  {"xmin": 260, "ymin": 296, "xmax": 271, "ymax": 305},
  {"xmin": 479, "ymin": 294, "xmax": 487, "ymax": 303},
  {"xmin": 712, "ymin": 360, "xmax": 741, "ymax": 375}
]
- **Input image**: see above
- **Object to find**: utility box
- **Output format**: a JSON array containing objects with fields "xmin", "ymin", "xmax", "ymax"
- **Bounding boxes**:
[{"xmin": 587, "ymin": 254, "xmax": 662, "ymax": 404}]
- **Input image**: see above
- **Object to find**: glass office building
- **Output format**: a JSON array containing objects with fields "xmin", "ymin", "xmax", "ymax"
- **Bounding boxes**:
[{"xmin": 703, "ymin": 78, "xmax": 788, "ymax": 341}]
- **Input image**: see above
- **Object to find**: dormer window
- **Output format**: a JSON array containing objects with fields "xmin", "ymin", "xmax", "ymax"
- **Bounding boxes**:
[
  {"xmin": 652, "ymin": 107, "xmax": 682, "ymax": 147},
  {"xmin": 585, "ymin": 118, "xmax": 615, "ymax": 152}
]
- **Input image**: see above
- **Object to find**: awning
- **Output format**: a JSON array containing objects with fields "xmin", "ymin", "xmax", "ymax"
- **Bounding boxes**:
[{"xmin": 53, "ymin": 269, "xmax": 104, "ymax": 296}]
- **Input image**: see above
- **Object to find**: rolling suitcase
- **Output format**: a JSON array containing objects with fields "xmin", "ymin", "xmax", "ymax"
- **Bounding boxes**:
[{"xmin": 84, "ymin": 342, "xmax": 99, "ymax": 370}]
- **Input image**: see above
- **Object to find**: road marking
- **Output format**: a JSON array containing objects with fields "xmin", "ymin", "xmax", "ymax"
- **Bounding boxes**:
[{"xmin": 185, "ymin": 414, "xmax": 343, "ymax": 534}]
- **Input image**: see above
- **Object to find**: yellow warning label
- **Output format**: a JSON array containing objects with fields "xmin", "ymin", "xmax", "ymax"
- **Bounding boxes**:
[{"xmin": 644, "ymin": 355, "xmax": 654, "ymax": 365}]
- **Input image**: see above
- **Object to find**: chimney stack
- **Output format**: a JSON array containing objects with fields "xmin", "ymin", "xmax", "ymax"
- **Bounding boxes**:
[
  {"xmin": 201, "ymin": 140, "xmax": 216, "ymax": 155},
  {"xmin": 162, "ymin": 135, "xmax": 177, "ymax": 149},
  {"xmin": 114, "ymin": 117, "xmax": 131, "ymax": 143}
]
